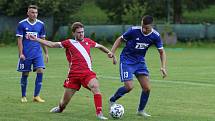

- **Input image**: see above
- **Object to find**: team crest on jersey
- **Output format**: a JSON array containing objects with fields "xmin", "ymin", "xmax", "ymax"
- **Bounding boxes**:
[
  {"xmin": 136, "ymin": 38, "xmax": 140, "ymax": 41},
  {"xmin": 25, "ymin": 28, "xmax": 29, "ymax": 30},
  {"xmin": 135, "ymin": 43, "xmax": 149, "ymax": 49},
  {"xmin": 86, "ymin": 42, "xmax": 88, "ymax": 45}
]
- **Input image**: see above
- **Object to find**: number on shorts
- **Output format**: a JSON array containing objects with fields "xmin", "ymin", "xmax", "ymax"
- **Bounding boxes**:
[
  {"xmin": 19, "ymin": 64, "xmax": 24, "ymax": 69},
  {"xmin": 123, "ymin": 72, "xmax": 128, "ymax": 78}
]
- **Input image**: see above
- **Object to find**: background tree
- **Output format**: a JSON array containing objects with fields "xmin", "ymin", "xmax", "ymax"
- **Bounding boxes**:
[
  {"xmin": 0, "ymin": 0, "xmax": 83, "ymax": 40},
  {"xmin": 122, "ymin": 0, "xmax": 147, "ymax": 25}
]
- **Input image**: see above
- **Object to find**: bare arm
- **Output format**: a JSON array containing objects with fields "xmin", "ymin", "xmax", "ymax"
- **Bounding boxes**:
[
  {"xmin": 41, "ymin": 37, "xmax": 49, "ymax": 63},
  {"xmin": 158, "ymin": 48, "xmax": 167, "ymax": 78},
  {"xmin": 29, "ymin": 35, "xmax": 61, "ymax": 48},
  {"xmin": 111, "ymin": 36, "xmax": 123, "ymax": 54},
  {"xmin": 96, "ymin": 44, "xmax": 117, "ymax": 64},
  {"xmin": 17, "ymin": 37, "xmax": 25, "ymax": 60}
]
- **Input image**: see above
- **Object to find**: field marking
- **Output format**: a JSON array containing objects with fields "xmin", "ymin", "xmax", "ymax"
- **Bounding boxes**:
[
  {"xmin": 97, "ymin": 75, "xmax": 215, "ymax": 87},
  {"xmin": 2, "ymin": 75, "xmax": 215, "ymax": 87}
]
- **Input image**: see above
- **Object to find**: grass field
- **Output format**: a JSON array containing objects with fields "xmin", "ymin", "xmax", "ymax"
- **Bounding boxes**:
[{"xmin": 0, "ymin": 46, "xmax": 215, "ymax": 121}]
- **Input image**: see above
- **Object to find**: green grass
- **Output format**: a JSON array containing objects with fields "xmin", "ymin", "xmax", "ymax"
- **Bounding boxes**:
[{"xmin": 0, "ymin": 46, "xmax": 215, "ymax": 121}]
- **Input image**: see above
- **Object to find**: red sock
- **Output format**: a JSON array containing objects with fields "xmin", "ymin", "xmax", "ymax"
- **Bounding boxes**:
[{"xmin": 94, "ymin": 94, "xmax": 102, "ymax": 115}]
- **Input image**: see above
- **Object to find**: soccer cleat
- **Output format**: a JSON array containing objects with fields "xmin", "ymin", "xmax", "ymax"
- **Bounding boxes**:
[
  {"xmin": 21, "ymin": 97, "xmax": 27, "ymax": 103},
  {"xmin": 50, "ymin": 106, "xmax": 63, "ymax": 113},
  {"xmin": 97, "ymin": 112, "xmax": 108, "ymax": 120},
  {"xmin": 137, "ymin": 111, "xmax": 151, "ymax": 117},
  {"xmin": 33, "ymin": 96, "xmax": 45, "ymax": 103}
]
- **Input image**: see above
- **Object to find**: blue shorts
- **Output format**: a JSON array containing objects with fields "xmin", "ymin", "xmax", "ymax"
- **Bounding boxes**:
[
  {"xmin": 17, "ymin": 55, "xmax": 45, "ymax": 72},
  {"xmin": 120, "ymin": 62, "xmax": 149, "ymax": 82}
]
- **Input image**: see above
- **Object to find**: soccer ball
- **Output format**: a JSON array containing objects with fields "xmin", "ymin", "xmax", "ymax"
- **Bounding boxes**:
[{"xmin": 109, "ymin": 104, "xmax": 124, "ymax": 119}]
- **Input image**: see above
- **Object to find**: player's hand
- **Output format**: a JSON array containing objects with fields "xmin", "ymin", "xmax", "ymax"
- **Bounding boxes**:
[
  {"xmin": 112, "ymin": 55, "xmax": 117, "ymax": 65},
  {"xmin": 44, "ymin": 54, "xmax": 49, "ymax": 63},
  {"xmin": 160, "ymin": 68, "xmax": 167, "ymax": 78},
  {"xmin": 107, "ymin": 52, "xmax": 114, "ymax": 58},
  {"xmin": 28, "ymin": 34, "xmax": 37, "ymax": 41},
  {"xmin": 107, "ymin": 52, "xmax": 117, "ymax": 65},
  {"xmin": 19, "ymin": 54, "xmax": 26, "ymax": 60}
]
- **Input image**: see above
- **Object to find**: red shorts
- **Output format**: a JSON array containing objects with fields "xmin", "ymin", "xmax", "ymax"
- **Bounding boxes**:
[{"xmin": 63, "ymin": 71, "xmax": 96, "ymax": 91}]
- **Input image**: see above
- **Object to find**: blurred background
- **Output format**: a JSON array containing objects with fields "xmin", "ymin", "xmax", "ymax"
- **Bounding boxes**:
[{"xmin": 0, "ymin": 0, "xmax": 215, "ymax": 46}]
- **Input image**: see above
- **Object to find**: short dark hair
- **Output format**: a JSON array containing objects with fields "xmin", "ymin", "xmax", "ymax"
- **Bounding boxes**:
[
  {"xmin": 28, "ymin": 5, "xmax": 38, "ymax": 10},
  {"xmin": 71, "ymin": 22, "xmax": 84, "ymax": 32},
  {"xmin": 142, "ymin": 15, "xmax": 153, "ymax": 25}
]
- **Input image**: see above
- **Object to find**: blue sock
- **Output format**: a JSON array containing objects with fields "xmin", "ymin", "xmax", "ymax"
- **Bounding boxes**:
[
  {"xmin": 34, "ymin": 73, "xmax": 43, "ymax": 97},
  {"xmin": 20, "ymin": 75, "xmax": 28, "ymax": 97},
  {"xmin": 138, "ymin": 90, "xmax": 150, "ymax": 111},
  {"xmin": 110, "ymin": 86, "xmax": 128, "ymax": 102}
]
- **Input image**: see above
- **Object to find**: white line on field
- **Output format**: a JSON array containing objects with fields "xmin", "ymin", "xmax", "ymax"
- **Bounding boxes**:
[
  {"xmin": 2, "ymin": 75, "xmax": 215, "ymax": 87},
  {"xmin": 97, "ymin": 75, "xmax": 215, "ymax": 87}
]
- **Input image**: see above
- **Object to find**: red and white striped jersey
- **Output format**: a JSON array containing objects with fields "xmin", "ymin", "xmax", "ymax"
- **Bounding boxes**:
[{"xmin": 59, "ymin": 38, "xmax": 98, "ymax": 75}]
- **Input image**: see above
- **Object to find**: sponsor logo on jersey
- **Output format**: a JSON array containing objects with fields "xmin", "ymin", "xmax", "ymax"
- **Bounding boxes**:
[
  {"xmin": 25, "ymin": 32, "xmax": 38, "ymax": 39},
  {"xmin": 135, "ymin": 43, "xmax": 149, "ymax": 49}
]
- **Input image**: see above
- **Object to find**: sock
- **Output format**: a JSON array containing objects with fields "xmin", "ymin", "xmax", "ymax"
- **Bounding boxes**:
[
  {"xmin": 34, "ymin": 73, "xmax": 43, "ymax": 97},
  {"xmin": 59, "ymin": 103, "xmax": 66, "ymax": 112},
  {"xmin": 94, "ymin": 94, "xmax": 102, "ymax": 115},
  {"xmin": 110, "ymin": 86, "xmax": 128, "ymax": 102},
  {"xmin": 138, "ymin": 90, "xmax": 150, "ymax": 111},
  {"xmin": 20, "ymin": 74, "xmax": 28, "ymax": 97}
]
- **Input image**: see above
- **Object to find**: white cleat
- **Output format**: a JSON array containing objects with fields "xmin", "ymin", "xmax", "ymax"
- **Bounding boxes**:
[
  {"xmin": 50, "ymin": 106, "xmax": 62, "ymax": 113},
  {"xmin": 97, "ymin": 112, "xmax": 108, "ymax": 120},
  {"xmin": 137, "ymin": 111, "xmax": 151, "ymax": 117}
]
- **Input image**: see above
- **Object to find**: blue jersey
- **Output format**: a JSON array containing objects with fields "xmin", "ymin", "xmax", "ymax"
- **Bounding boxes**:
[
  {"xmin": 16, "ymin": 18, "xmax": 46, "ymax": 59},
  {"xmin": 120, "ymin": 26, "xmax": 163, "ymax": 64}
]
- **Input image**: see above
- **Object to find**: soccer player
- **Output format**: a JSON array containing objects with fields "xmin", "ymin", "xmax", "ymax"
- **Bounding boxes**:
[
  {"xmin": 108, "ymin": 15, "xmax": 167, "ymax": 117},
  {"xmin": 16, "ymin": 5, "xmax": 48, "ymax": 103},
  {"xmin": 28, "ymin": 22, "xmax": 116, "ymax": 120}
]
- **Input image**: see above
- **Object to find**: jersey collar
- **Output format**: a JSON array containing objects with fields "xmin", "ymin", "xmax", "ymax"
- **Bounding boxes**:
[
  {"xmin": 27, "ymin": 18, "xmax": 37, "ymax": 25},
  {"xmin": 141, "ymin": 27, "xmax": 153, "ymax": 36}
]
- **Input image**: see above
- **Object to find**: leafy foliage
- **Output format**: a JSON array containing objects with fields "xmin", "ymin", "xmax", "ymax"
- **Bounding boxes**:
[{"xmin": 122, "ymin": 0, "xmax": 147, "ymax": 25}]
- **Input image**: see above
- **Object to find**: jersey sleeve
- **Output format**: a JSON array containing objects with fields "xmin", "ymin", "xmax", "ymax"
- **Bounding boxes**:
[
  {"xmin": 154, "ymin": 35, "xmax": 164, "ymax": 49},
  {"xmin": 121, "ymin": 27, "xmax": 133, "ymax": 41},
  {"xmin": 87, "ymin": 38, "xmax": 97, "ymax": 48},
  {"xmin": 39, "ymin": 24, "xmax": 46, "ymax": 38},
  {"xmin": 16, "ymin": 23, "xmax": 23, "ymax": 37},
  {"xmin": 61, "ymin": 39, "xmax": 70, "ymax": 48}
]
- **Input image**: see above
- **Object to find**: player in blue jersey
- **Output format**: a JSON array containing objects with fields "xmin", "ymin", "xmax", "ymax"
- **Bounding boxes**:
[
  {"xmin": 16, "ymin": 5, "xmax": 48, "ymax": 103},
  {"xmin": 108, "ymin": 15, "xmax": 167, "ymax": 117}
]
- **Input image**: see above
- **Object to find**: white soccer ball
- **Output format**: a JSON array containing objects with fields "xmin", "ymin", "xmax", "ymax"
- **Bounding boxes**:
[{"xmin": 109, "ymin": 104, "xmax": 124, "ymax": 119}]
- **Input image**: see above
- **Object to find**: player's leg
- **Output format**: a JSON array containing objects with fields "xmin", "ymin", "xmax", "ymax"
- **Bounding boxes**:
[
  {"xmin": 109, "ymin": 81, "xmax": 133, "ymax": 103},
  {"xmin": 109, "ymin": 62, "xmax": 134, "ymax": 105},
  {"xmin": 136, "ymin": 75, "xmax": 151, "ymax": 117},
  {"xmin": 86, "ymin": 73, "xmax": 108, "ymax": 120},
  {"xmin": 17, "ymin": 58, "xmax": 32, "ymax": 102},
  {"xmin": 33, "ymin": 56, "xmax": 45, "ymax": 102},
  {"xmin": 20, "ymin": 72, "xmax": 29, "ymax": 102},
  {"xmin": 50, "ymin": 88, "xmax": 77, "ymax": 113}
]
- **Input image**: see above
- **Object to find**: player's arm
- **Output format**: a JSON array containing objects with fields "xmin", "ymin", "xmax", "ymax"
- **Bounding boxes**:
[
  {"xmin": 111, "ymin": 36, "xmax": 123, "ymax": 54},
  {"xmin": 41, "ymin": 37, "xmax": 49, "ymax": 63},
  {"xmin": 96, "ymin": 44, "xmax": 117, "ymax": 64},
  {"xmin": 17, "ymin": 37, "xmax": 25, "ymax": 60},
  {"xmin": 29, "ymin": 35, "xmax": 61, "ymax": 48},
  {"xmin": 158, "ymin": 48, "xmax": 167, "ymax": 78}
]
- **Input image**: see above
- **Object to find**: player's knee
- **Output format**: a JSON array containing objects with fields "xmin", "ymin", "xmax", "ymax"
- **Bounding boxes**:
[
  {"xmin": 125, "ymin": 85, "xmax": 133, "ymax": 92},
  {"xmin": 22, "ymin": 72, "xmax": 29, "ymax": 76},
  {"xmin": 36, "ymin": 68, "xmax": 44, "ymax": 73},
  {"xmin": 89, "ymin": 83, "xmax": 100, "ymax": 93},
  {"xmin": 143, "ymin": 87, "xmax": 150, "ymax": 92}
]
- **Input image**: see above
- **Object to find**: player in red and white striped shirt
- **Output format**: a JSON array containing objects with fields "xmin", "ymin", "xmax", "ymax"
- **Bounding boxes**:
[{"xmin": 29, "ymin": 22, "xmax": 116, "ymax": 120}]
